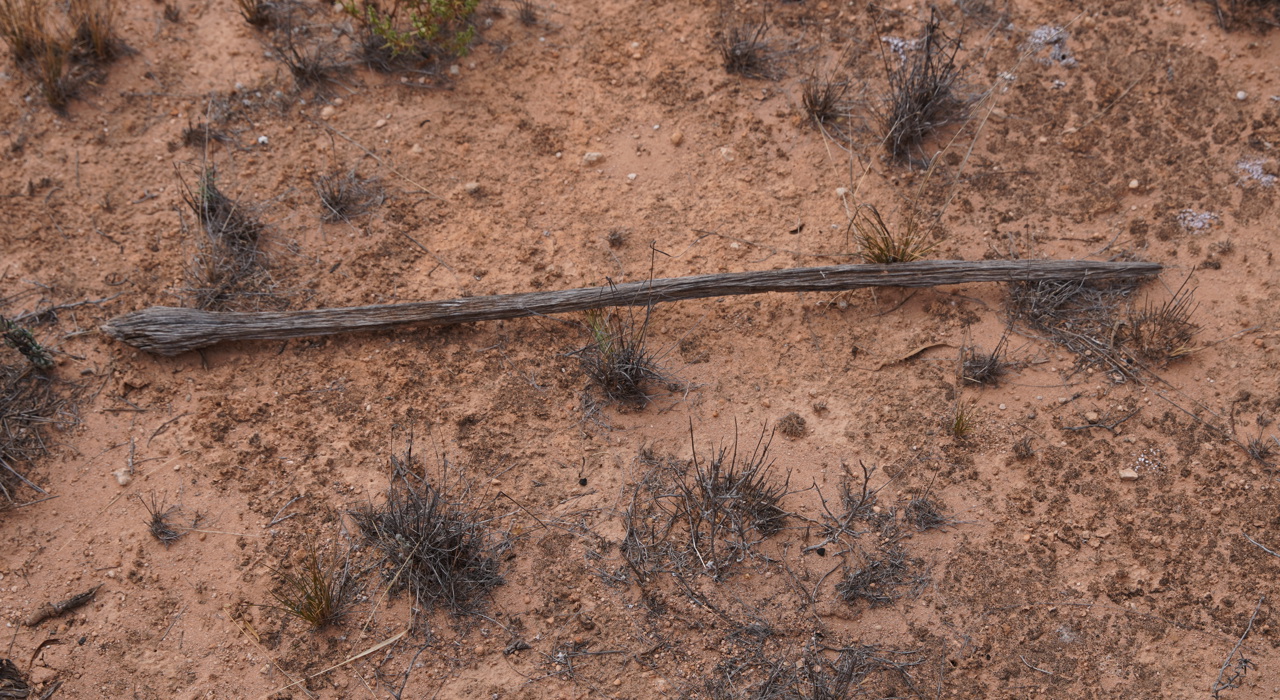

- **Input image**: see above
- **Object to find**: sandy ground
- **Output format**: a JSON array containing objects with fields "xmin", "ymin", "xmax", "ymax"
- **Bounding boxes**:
[{"xmin": 2, "ymin": 0, "xmax": 1280, "ymax": 697}]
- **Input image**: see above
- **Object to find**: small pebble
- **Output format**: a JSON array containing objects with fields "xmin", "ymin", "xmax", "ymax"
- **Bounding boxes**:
[
  {"xmin": 319, "ymin": 105, "xmax": 336, "ymax": 119},
  {"xmin": 1128, "ymin": 179, "xmax": 1139, "ymax": 189},
  {"xmin": 374, "ymin": 118, "xmax": 387, "ymax": 128},
  {"xmin": 257, "ymin": 135, "xmax": 268, "ymax": 145},
  {"xmin": 333, "ymin": 97, "xmax": 344, "ymax": 106},
  {"xmin": 835, "ymin": 186, "xmax": 849, "ymax": 197},
  {"xmin": 1236, "ymin": 90, "xmax": 1247, "ymax": 101},
  {"xmin": 1085, "ymin": 411, "xmax": 1100, "ymax": 422},
  {"xmin": 627, "ymin": 173, "xmax": 637, "ymax": 181},
  {"xmin": 114, "ymin": 470, "xmax": 131, "ymax": 486},
  {"xmin": 463, "ymin": 182, "xmax": 481, "ymax": 194},
  {"xmin": 582, "ymin": 152, "xmax": 605, "ymax": 165},
  {"xmin": 669, "ymin": 130, "xmax": 683, "ymax": 145},
  {"xmin": 1118, "ymin": 468, "xmax": 1139, "ymax": 481},
  {"xmin": 410, "ymin": 143, "xmax": 423, "ymax": 154},
  {"xmin": 998, "ymin": 403, "xmax": 1007, "ymax": 411},
  {"xmin": 450, "ymin": 65, "xmax": 461, "ymax": 75}
]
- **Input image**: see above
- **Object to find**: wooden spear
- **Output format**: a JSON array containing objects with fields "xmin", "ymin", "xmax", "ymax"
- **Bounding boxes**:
[{"xmin": 102, "ymin": 259, "xmax": 1162, "ymax": 356}]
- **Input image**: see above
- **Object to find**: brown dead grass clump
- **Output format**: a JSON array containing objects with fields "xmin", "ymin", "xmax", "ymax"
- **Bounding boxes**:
[
  {"xmin": 0, "ymin": 0, "xmax": 122, "ymax": 109},
  {"xmin": 851, "ymin": 204, "xmax": 935, "ymax": 264},
  {"xmin": 0, "ymin": 0, "xmax": 48, "ymax": 63},
  {"xmin": 270, "ymin": 543, "xmax": 361, "ymax": 629},
  {"xmin": 68, "ymin": 0, "xmax": 123, "ymax": 64}
]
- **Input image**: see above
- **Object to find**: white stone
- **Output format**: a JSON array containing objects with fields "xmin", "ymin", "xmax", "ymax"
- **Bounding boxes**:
[{"xmin": 582, "ymin": 152, "xmax": 605, "ymax": 165}]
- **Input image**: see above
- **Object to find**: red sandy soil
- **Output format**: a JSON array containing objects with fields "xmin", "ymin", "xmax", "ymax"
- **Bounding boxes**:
[{"xmin": 3, "ymin": 0, "xmax": 1280, "ymax": 697}]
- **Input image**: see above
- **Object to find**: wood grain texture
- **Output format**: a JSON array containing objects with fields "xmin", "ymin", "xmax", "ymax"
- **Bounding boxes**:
[{"xmin": 102, "ymin": 259, "xmax": 1163, "ymax": 355}]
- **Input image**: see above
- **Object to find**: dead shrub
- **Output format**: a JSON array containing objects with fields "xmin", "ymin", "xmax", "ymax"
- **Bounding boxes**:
[
  {"xmin": 836, "ymin": 544, "xmax": 923, "ymax": 607},
  {"xmin": 960, "ymin": 333, "xmax": 1009, "ymax": 385},
  {"xmin": 176, "ymin": 167, "xmax": 286, "ymax": 311},
  {"xmin": 314, "ymin": 169, "xmax": 384, "ymax": 222},
  {"xmin": 716, "ymin": 19, "xmax": 777, "ymax": 80},
  {"xmin": 624, "ymin": 424, "xmax": 790, "ymax": 581},
  {"xmin": 877, "ymin": 11, "xmax": 968, "ymax": 163},
  {"xmin": 350, "ymin": 448, "xmax": 506, "ymax": 615}
]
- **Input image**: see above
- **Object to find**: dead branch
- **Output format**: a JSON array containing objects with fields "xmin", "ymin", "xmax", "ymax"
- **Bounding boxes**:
[
  {"xmin": 24, "ymin": 584, "xmax": 102, "ymax": 627},
  {"xmin": 103, "ymin": 259, "xmax": 1162, "ymax": 355}
]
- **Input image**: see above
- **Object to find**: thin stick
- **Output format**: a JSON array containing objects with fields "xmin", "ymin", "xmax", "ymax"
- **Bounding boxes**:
[
  {"xmin": 103, "ymin": 259, "xmax": 1163, "ymax": 355},
  {"xmin": 1211, "ymin": 596, "xmax": 1264, "ymax": 696},
  {"xmin": 260, "ymin": 628, "xmax": 408, "ymax": 699},
  {"xmin": 1243, "ymin": 533, "xmax": 1280, "ymax": 560}
]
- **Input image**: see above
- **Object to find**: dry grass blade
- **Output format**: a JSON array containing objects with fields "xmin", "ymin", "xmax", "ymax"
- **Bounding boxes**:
[
  {"xmin": 1125, "ymin": 284, "xmax": 1199, "ymax": 366},
  {"xmin": 716, "ymin": 20, "xmax": 776, "ymax": 80},
  {"xmin": 270, "ymin": 544, "xmax": 361, "ymax": 629},
  {"xmin": 33, "ymin": 32, "xmax": 74, "ymax": 111},
  {"xmin": 576, "ymin": 306, "xmax": 666, "ymax": 407},
  {"xmin": 314, "ymin": 170, "xmax": 384, "ymax": 222},
  {"xmin": 851, "ymin": 204, "xmax": 935, "ymax": 264},
  {"xmin": 878, "ymin": 11, "xmax": 968, "ymax": 163},
  {"xmin": 350, "ymin": 450, "xmax": 506, "ymax": 616}
]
